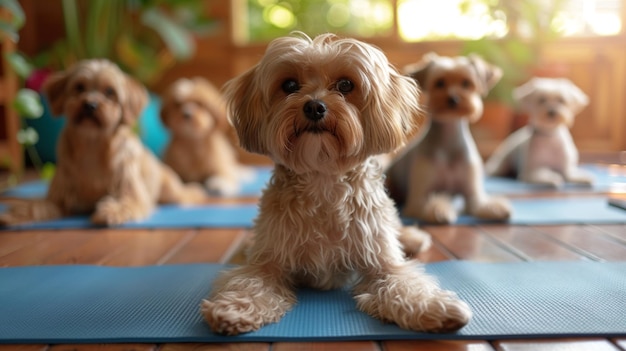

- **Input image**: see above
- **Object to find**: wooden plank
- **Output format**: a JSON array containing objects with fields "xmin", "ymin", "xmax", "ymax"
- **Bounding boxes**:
[
  {"xmin": 590, "ymin": 225, "xmax": 626, "ymax": 243},
  {"xmin": 95, "ymin": 229, "xmax": 194, "ymax": 266},
  {"xmin": 272, "ymin": 341, "xmax": 379, "ymax": 351},
  {"xmin": 533, "ymin": 225, "xmax": 626, "ymax": 261},
  {"xmin": 0, "ymin": 346, "xmax": 47, "ymax": 351},
  {"xmin": 477, "ymin": 226, "xmax": 591, "ymax": 261},
  {"xmin": 160, "ymin": 343, "xmax": 270, "ymax": 351},
  {"xmin": 384, "ymin": 340, "xmax": 494, "ymax": 351},
  {"xmin": 0, "ymin": 231, "xmax": 55, "ymax": 257},
  {"xmin": 0, "ymin": 230, "xmax": 95, "ymax": 266},
  {"xmin": 425, "ymin": 226, "xmax": 523, "ymax": 262},
  {"xmin": 493, "ymin": 339, "xmax": 621, "ymax": 351},
  {"xmin": 162, "ymin": 229, "xmax": 246, "ymax": 264},
  {"xmin": 48, "ymin": 344, "xmax": 155, "ymax": 351}
]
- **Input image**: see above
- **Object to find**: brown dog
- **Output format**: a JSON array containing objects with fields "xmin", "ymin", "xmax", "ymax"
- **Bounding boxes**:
[
  {"xmin": 201, "ymin": 34, "xmax": 470, "ymax": 336},
  {"xmin": 160, "ymin": 77, "xmax": 244, "ymax": 196},
  {"xmin": 0, "ymin": 59, "xmax": 206, "ymax": 227},
  {"xmin": 386, "ymin": 52, "xmax": 511, "ymax": 224}
]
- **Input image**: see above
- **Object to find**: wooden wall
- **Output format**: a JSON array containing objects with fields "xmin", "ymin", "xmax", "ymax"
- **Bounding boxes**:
[{"xmin": 18, "ymin": 0, "xmax": 626, "ymax": 161}]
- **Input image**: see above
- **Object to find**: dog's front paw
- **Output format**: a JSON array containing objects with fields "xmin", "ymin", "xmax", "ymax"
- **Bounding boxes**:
[
  {"xmin": 565, "ymin": 170, "xmax": 594, "ymax": 187},
  {"xmin": 91, "ymin": 197, "xmax": 146, "ymax": 226},
  {"xmin": 471, "ymin": 197, "xmax": 511, "ymax": 221},
  {"xmin": 409, "ymin": 290, "xmax": 472, "ymax": 333},
  {"xmin": 420, "ymin": 196, "xmax": 457, "ymax": 224},
  {"xmin": 0, "ymin": 199, "xmax": 61, "ymax": 226},
  {"xmin": 398, "ymin": 226, "xmax": 432, "ymax": 255},
  {"xmin": 524, "ymin": 169, "xmax": 564, "ymax": 188},
  {"xmin": 201, "ymin": 298, "xmax": 267, "ymax": 335},
  {"xmin": 204, "ymin": 176, "xmax": 240, "ymax": 197}
]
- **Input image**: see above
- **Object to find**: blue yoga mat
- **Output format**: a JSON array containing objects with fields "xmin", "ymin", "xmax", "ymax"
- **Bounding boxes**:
[
  {"xmin": 401, "ymin": 196, "xmax": 626, "ymax": 225},
  {"xmin": 485, "ymin": 164, "xmax": 626, "ymax": 195},
  {"xmin": 1, "ymin": 196, "xmax": 624, "ymax": 230},
  {"xmin": 0, "ymin": 203, "xmax": 258, "ymax": 231},
  {"xmin": 0, "ymin": 261, "xmax": 624, "ymax": 343},
  {"xmin": 0, "ymin": 167, "xmax": 272, "ymax": 199}
]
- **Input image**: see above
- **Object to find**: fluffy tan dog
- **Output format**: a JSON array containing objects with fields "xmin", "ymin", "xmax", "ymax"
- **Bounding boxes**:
[
  {"xmin": 386, "ymin": 52, "xmax": 511, "ymax": 224},
  {"xmin": 201, "ymin": 33, "xmax": 471, "ymax": 335},
  {"xmin": 0, "ymin": 59, "xmax": 206, "ymax": 227},
  {"xmin": 160, "ymin": 77, "xmax": 244, "ymax": 196},
  {"xmin": 485, "ymin": 77, "xmax": 592, "ymax": 187}
]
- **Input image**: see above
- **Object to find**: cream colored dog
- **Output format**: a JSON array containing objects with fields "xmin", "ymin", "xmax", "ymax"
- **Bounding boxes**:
[
  {"xmin": 386, "ymin": 53, "xmax": 511, "ymax": 224},
  {"xmin": 0, "ymin": 59, "xmax": 206, "ymax": 227},
  {"xmin": 485, "ymin": 77, "xmax": 592, "ymax": 187},
  {"xmin": 160, "ymin": 77, "xmax": 244, "ymax": 196},
  {"xmin": 200, "ymin": 33, "xmax": 471, "ymax": 335}
]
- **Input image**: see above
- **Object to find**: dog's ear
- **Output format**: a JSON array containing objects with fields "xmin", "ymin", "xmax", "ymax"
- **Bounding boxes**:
[
  {"xmin": 403, "ymin": 52, "xmax": 438, "ymax": 88},
  {"xmin": 193, "ymin": 77, "xmax": 229, "ymax": 131},
  {"xmin": 223, "ymin": 67, "xmax": 267, "ymax": 154},
  {"xmin": 41, "ymin": 70, "xmax": 70, "ymax": 117},
  {"xmin": 468, "ymin": 54, "xmax": 502, "ymax": 96},
  {"xmin": 159, "ymin": 89, "xmax": 174, "ymax": 130},
  {"xmin": 559, "ymin": 78, "xmax": 589, "ymax": 115},
  {"xmin": 512, "ymin": 78, "xmax": 537, "ymax": 110},
  {"xmin": 122, "ymin": 75, "xmax": 149, "ymax": 126}
]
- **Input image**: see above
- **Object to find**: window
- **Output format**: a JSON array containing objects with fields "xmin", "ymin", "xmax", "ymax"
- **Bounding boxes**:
[{"xmin": 239, "ymin": 0, "xmax": 624, "ymax": 44}]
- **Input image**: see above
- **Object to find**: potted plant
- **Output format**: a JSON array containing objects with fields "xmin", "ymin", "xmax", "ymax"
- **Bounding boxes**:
[
  {"xmin": 25, "ymin": 0, "xmax": 217, "ymax": 163},
  {"xmin": 1, "ymin": 0, "xmax": 48, "ymax": 187}
]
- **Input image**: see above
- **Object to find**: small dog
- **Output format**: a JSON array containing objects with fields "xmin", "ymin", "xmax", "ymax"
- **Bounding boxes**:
[
  {"xmin": 386, "ymin": 52, "xmax": 511, "ymax": 224},
  {"xmin": 160, "ymin": 77, "xmax": 244, "ymax": 196},
  {"xmin": 200, "ymin": 33, "xmax": 471, "ymax": 335},
  {"xmin": 0, "ymin": 59, "xmax": 206, "ymax": 227},
  {"xmin": 485, "ymin": 77, "xmax": 592, "ymax": 187}
]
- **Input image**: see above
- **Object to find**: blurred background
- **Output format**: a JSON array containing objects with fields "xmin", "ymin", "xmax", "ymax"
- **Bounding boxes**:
[{"xmin": 0, "ymin": 0, "xmax": 625, "ymax": 181}]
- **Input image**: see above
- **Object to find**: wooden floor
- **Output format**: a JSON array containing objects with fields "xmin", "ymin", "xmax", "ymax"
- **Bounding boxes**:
[{"xmin": 1, "ymin": 161, "xmax": 625, "ymax": 351}]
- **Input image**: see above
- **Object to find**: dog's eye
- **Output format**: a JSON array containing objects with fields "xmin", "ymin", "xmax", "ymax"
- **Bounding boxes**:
[
  {"xmin": 434, "ymin": 78, "xmax": 446, "ymax": 89},
  {"xmin": 282, "ymin": 79, "xmax": 300, "ymax": 94},
  {"xmin": 538, "ymin": 96, "xmax": 547, "ymax": 105},
  {"xmin": 462, "ymin": 79, "xmax": 472, "ymax": 89},
  {"xmin": 335, "ymin": 79, "xmax": 354, "ymax": 94},
  {"xmin": 104, "ymin": 87, "xmax": 116, "ymax": 99},
  {"xmin": 74, "ymin": 83, "xmax": 85, "ymax": 93}
]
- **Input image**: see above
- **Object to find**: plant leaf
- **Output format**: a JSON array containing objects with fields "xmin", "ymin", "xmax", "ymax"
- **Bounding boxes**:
[
  {"xmin": 16, "ymin": 127, "xmax": 39, "ymax": 146},
  {"xmin": 13, "ymin": 88, "xmax": 43, "ymax": 118},
  {"xmin": 4, "ymin": 52, "xmax": 33, "ymax": 78},
  {"xmin": 0, "ymin": 0, "xmax": 25, "ymax": 29},
  {"xmin": 141, "ymin": 7, "xmax": 194, "ymax": 60}
]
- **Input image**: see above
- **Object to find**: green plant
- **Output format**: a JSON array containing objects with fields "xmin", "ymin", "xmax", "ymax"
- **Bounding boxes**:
[
  {"xmin": 459, "ymin": 0, "xmax": 567, "ymax": 104},
  {"xmin": 40, "ymin": 0, "xmax": 217, "ymax": 88},
  {"xmin": 0, "ymin": 0, "xmax": 46, "ymax": 184}
]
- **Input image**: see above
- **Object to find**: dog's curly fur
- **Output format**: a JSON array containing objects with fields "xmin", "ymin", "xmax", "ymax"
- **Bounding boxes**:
[
  {"xmin": 160, "ymin": 77, "xmax": 247, "ymax": 196},
  {"xmin": 200, "ymin": 33, "xmax": 471, "ymax": 335},
  {"xmin": 386, "ymin": 53, "xmax": 512, "ymax": 224},
  {"xmin": 0, "ymin": 59, "xmax": 206, "ymax": 227},
  {"xmin": 485, "ymin": 77, "xmax": 592, "ymax": 187}
]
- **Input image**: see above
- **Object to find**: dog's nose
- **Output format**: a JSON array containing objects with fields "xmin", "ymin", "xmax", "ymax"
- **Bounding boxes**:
[
  {"xmin": 547, "ymin": 109, "xmax": 557, "ymax": 118},
  {"xmin": 447, "ymin": 95, "xmax": 460, "ymax": 108},
  {"xmin": 82, "ymin": 101, "xmax": 98, "ymax": 115},
  {"xmin": 303, "ymin": 100, "xmax": 327, "ymax": 121}
]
